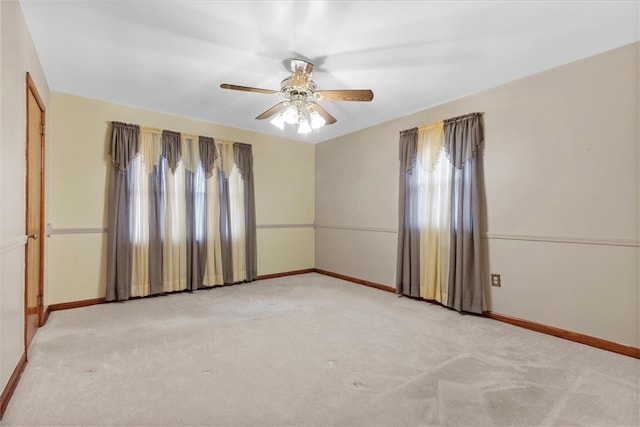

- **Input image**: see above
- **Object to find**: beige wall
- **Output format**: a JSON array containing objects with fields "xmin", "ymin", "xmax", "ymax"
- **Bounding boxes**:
[
  {"xmin": 0, "ymin": 0, "xmax": 50, "ymax": 401},
  {"xmin": 46, "ymin": 92, "xmax": 315, "ymax": 304},
  {"xmin": 315, "ymin": 42, "xmax": 639, "ymax": 347},
  {"xmin": 1, "ymin": 11, "xmax": 637, "ymax": 408}
]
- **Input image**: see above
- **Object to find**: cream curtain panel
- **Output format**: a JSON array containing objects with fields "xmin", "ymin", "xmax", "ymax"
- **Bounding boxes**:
[
  {"xmin": 106, "ymin": 122, "xmax": 257, "ymax": 302},
  {"xmin": 415, "ymin": 121, "xmax": 451, "ymax": 304},
  {"xmin": 396, "ymin": 113, "xmax": 486, "ymax": 314}
]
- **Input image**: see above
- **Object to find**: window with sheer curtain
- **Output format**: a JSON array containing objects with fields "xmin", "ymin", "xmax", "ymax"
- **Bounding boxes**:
[
  {"xmin": 106, "ymin": 122, "xmax": 257, "ymax": 302},
  {"xmin": 396, "ymin": 113, "xmax": 487, "ymax": 314}
]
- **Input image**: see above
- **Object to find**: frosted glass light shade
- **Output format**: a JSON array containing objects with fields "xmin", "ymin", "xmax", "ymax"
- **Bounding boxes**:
[
  {"xmin": 282, "ymin": 105, "xmax": 298, "ymax": 124},
  {"xmin": 270, "ymin": 102, "xmax": 325, "ymax": 134},
  {"xmin": 270, "ymin": 114, "xmax": 285, "ymax": 130},
  {"xmin": 310, "ymin": 111, "xmax": 326, "ymax": 129},
  {"xmin": 297, "ymin": 120, "xmax": 312, "ymax": 134}
]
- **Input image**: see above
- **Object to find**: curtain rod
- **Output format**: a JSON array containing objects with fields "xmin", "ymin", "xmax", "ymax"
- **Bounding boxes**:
[
  {"xmin": 401, "ymin": 112, "xmax": 484, "ymax": 134},
  {"xmin": 181, "ymin": 132, "xmax": 200, "ymax": 139},
  {"xmin": 418, "ymin": 121, "xmax": 444, "ymax": 132},
  {"xmin": 109, "ymin": 121, "xmax": 248, "ymax": 146},
  {"xmin": 140, "ymin": 125, "xmax": 162, "ymax": 133},
  {"xmin": 215, "ymin": 139, "xmax": 235, "ymax": 145}
]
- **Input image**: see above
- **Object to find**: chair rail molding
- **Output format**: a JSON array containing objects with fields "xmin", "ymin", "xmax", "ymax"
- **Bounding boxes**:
[
  {"xmin": 314, "ymin": 224, "xmax": 398, "ymax": 234},
  {"xmin": 256, "ymin": 223, "xmax": 314, "ymax": 229},
  {"xmin": 485, "ymin": 232, "xmax": 639, "ymax": 247},
  {"xmin": 0, "ymin": 236, "xmax": 28, "ymax": 254},
  {"xmin": 46, "ymin": 223, "xmax": 106, "ymax": 236}
]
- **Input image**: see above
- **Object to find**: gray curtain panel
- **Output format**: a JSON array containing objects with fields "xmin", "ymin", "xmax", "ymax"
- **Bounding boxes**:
[
  {"xmin": 396, "ymin": 127, "xmax": 421, "ymax": 297},
  {"xmin": 217, "ymin": 166, "xmax": 234, "ymax": 284},
  {"xmin": 194, "ymin": 136, "xmax": 218, "ymax": 288},
  {"xmin": 234, "ymin": 143, "xmax": 257, "ymax": 281},
  {"xmin": 443, "ymin": 113, "xmax": 486, "ymax": 314},
  {"xmin": 184, "ymin": 138, "xmax": 217, "ymax": 290},
  {"xmin": 145, "ymin": 131, "xmax": 184, "ymax": 295},
  {"xmin": 148, "ymin": 163, "xmax": 164, "ymax": 295},
  {"xmin": 185, "ymin": 167, "xmax": 200, "ymax": 290},
  {"xmin": 106, "ymin": 122, "xmax": 139, "ymax": 302}
]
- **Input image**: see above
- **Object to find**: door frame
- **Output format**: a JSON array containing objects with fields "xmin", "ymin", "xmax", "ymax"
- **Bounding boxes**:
[{"xmin": 24, "ymin": 72, "xmax": 46, "ymax": 352}]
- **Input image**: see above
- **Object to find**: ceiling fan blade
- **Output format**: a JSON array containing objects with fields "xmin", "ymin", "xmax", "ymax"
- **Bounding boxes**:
[
  {"xmin": 220, "ymin": 83, "xmax": 279, "ymax": 95},
  {"xmin": 290, "ymin": 59, "xmax": 314, "ymax": 87},
  {"xmin": 307, "ymin": 102, "xmax": 337, "ymax": 125},
  {"xmin": 255, "ymin": 102, "xmax": 287, "ymax": 120},
  {"xmin": 315, "ymin": 89, "xmax": 374, "ymax": 102}
]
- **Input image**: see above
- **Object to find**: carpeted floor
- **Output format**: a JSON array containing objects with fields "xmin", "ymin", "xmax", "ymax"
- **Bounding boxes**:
[{"xmin": 1, "ymin": 273, "xmax": 638, "ymax": 426}]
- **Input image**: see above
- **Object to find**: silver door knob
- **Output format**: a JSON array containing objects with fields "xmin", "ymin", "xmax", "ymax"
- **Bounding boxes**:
[{"xmin": 28, "ymin": 233, "xmax": 39, "ymax": 240}]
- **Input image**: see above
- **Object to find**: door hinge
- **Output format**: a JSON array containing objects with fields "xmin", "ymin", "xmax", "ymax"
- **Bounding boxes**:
[
  {"xmin": 40, "ymin": 123, "xmax": 45, "ymax": 135},
  {"xmin": 37, "ymin": 294, "xmax": 43, "ymax": 306}
]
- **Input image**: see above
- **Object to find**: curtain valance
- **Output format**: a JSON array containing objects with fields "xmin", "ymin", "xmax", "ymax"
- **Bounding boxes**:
[
  {"xmin": 110, "ymin": 122, "xmax": 139, "ymax": 172},
  {"xmin": 400, "ymin": 113, "xmax": 484, "ymax": 168},
  {"xmin": 444, "ymin": 113, "xmax": 484, "ymax": 168},
  {"xmin": 110, "ymin": 121, "xmax": 231, "ymax": 175}
]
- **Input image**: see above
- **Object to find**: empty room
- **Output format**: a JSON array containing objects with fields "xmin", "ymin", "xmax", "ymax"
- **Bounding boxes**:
[{"xmin": 1, "ymin": 1, "xmax": 638, "ymax": 426}]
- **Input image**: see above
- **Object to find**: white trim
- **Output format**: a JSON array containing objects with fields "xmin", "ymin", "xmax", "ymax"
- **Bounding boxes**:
[
  {"xmin": 44, "ymin": 224, "xmax": 637, "ymax": 248},
  {"xmin": 485, "ymin": 232, "xmax": 639, "ymax": 248},
  {"xmin": 315, "ymin": 224, "xmax": 398, "ymax": 234},
  {"xmin": 48, "ymin": 224, "xmax": 317, "ymax": 235},
  {"xmin": 48, "ymin": 227, "xmax": 107, "ymax": 236},
  {"xmin": 256, "ymin": 224, "xmax": 314, "ymax": 229},
  {"xmin": 0, "ymin": 236, "xmax": 28, "ymax": 253},
  {"xmin": 313, "ymin": 225, "xmax": 638, "ymax": 247}
]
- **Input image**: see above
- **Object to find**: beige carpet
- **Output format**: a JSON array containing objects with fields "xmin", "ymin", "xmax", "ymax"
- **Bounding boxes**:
[{"xmin": 1, "ymin": 273, "xmax": 638, "ymax": 426}]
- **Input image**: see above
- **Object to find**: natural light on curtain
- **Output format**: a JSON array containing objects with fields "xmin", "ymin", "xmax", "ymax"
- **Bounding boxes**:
[
  {"xmin": 106, "ymin": 122, "xmax": 257, "ymax": 302},
  {"xmin": 415, "ymin": 121, "xmax": 451, "ymax": 304},
  {"xmin": 218, "ymin": 142, "xmax": 247, "ymax": 283},
  {"xmin": 397, "ymin": 113, "xmax": 486, "ymax": 314}
]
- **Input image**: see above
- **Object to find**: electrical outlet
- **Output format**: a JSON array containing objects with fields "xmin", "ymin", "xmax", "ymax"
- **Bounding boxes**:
[{"xmin": 490, "ymin": 274, "xmax": 501, "ymax": 287}]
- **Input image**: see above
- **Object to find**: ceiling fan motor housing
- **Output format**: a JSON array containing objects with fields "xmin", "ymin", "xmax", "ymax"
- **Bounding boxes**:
[{"xmin": 280, "ymin": 77, "xmax": 317, "ymax": 101}]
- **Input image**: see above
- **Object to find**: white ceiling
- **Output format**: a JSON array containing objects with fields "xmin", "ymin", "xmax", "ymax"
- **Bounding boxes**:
[{"xmin": 19, "ymin": 0, "xmax": 640, "ymax": 144}]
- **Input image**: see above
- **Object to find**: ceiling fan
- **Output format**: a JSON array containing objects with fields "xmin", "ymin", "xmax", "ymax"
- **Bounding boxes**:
[{"xmin": 220, "ymin": 59, "xmax": 374, "ymax": 134}]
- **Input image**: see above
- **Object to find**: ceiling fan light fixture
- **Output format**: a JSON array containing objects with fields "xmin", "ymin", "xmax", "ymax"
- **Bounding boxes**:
[
  {"xmin": 310, "ymin": 111, "xmax": 326, "ymax": 130},
  {"xmin": 297, "ymin": 119, "xmax": 312, "ymax": 135},
  {"xmin": 269, "ymin": 102, "xmax": 326, "ymax": 134},
  {"xmin": 270, "ymin": 114, "xmax": 285, "ymax": 130},
  {"xmin": 282, "ymin": 104, "xmax": 298, "ymax": 125}
]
